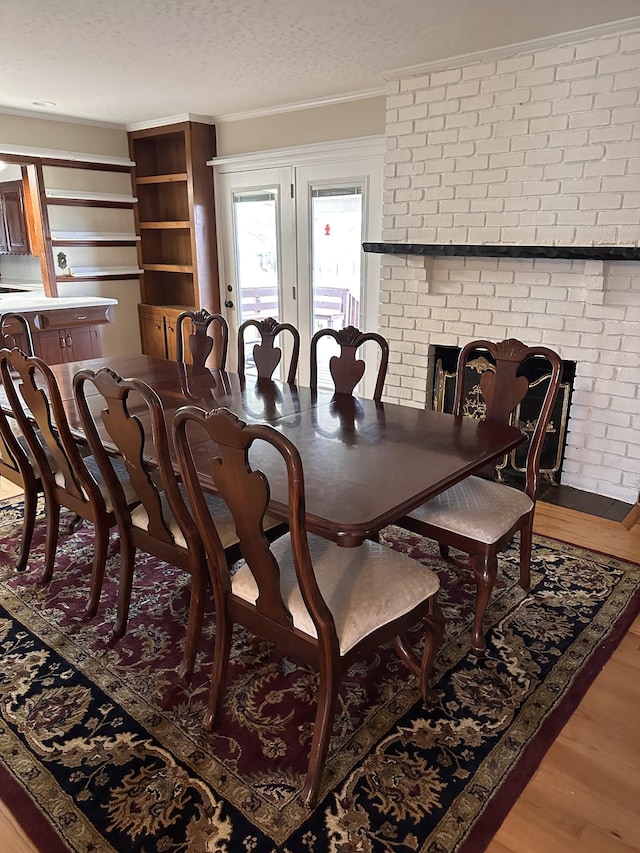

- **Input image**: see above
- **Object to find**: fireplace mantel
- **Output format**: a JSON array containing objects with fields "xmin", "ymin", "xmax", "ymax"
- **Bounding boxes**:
[{"xmin": 362, "ymin": 243, "xmax": 640, "ymax": 262}]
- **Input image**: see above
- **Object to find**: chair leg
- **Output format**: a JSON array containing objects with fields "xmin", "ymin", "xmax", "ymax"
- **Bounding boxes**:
[
  {"xmin": 178, "ymin": 563, "xmax": 207, "ymax": 683},
  {"xmin": 301, "ymin": 663, "xmax": 339, "ymax": 809},
  {"xmin": 85, "ymin": 521, "xmax": 109, "ymax": 620},
  {"xmin": 204, "ymin": 608, "xmax": 232, "ymax": 730},
  {"xmin": 439, "ymin": 542, "xmax": 449, "ymax": 560},
  {"xmin": 113, "ymin": 535, "xmax": 136, "ymax": 640},
  {"xmin": 15, "ymin": 483, "xmax": 38, "ymax": 572},
  {"xmin": 469, "ymin": 553, "xmax": 498, "ymax": 653},
  {"xmin": 419, "ymin": 598, "xmax": 445, "ymax": 705},
  {"xmin": 519, "ymin": 517, "xmax": 534, "ymax": 589},
  {"xmin": 41, "ymin": 496, "xmax": 60, "ymax": 584}
]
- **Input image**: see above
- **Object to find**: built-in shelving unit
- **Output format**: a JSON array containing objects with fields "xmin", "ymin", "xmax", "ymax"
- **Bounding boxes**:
[
  {"xmin": 42, "ymin": 157, "xmax": 141, "ymax": 287},
  {"xmin": 362, "ymin": 242, "xmax": 640, "ymax": 261},
  {"xmin": 128, "ymin": 120, "xmax": 219, "ymax": 360}
]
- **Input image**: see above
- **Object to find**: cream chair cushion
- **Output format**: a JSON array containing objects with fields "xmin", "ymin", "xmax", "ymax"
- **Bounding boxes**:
[
  {"xmin": 232, "ymin": 534, "xmax": 440, "ymax": 655},
  {"xmin": 406, "ymin": 476, "xmax": 533, "ymax": 545},
  {"xmin": 130, "ymin": 490, "xmax": 239, "ymax": 550}
]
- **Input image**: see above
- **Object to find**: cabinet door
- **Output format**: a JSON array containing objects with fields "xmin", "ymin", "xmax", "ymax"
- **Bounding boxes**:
[
  {"xmin": 139, "ymin": 306, "xmax": 168, "ymax": 359},
  {"xmin": 164, "ymin": 312, "xmax": 178, "ymax": 361},
  {"xmin": 35, "ymin": 329, "xmax": 67, "ymax": 364},
  {"xmin": 67, "ymin": 326, "xmax": 100, "ymax": 362},
  {"xmin": 0, "ymin": 182, "xmax": 30, "ymax": 254}
]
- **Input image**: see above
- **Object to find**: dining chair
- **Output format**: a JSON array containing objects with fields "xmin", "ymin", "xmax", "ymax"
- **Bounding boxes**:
[
  {"xmin": 73, "ymin": 366, "xmax": 241, "ymax": 680},
  {"xmin": 0, "ymin": 375, "xmax": 43, "ymax": 572},
  {"xmin": 310, "ymin": 325, "xmax": 389, "ymax": 401},
  {"xmin": 237, "ymin": 316, "xmax": 300, "ymax": 384},
  {"xmin": 0, "ymin": 348, "xmax": 140, "ymax": 616},
  {"xmin": 173, "ymin": 405, "xmax": 444, "ymax": 809},
  {"xmin": 0, "ymin": 315, "xmax": 40, "ymax": 571},
  {"xmin": 176, "ymin": 308, "xmax": 229, "ymax": 369},
  {"xmin": 396, "ymin": 337, "xmax": 563, "ymax": 653},
  {"xmin": 73, "ymin": 367, "xmax": 284, "ymax": 679}
]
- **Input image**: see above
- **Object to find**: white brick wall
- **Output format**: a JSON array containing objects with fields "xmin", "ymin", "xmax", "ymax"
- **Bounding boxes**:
[{"xmin": 380, "ymin": 27, "xmax": 640, "ymax": 504}]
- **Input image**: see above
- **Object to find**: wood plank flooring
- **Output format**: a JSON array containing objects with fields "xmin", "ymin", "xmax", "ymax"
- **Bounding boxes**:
[{"xmin": 1, "ymin": 481, "xmax": 638, "ymax": 852}]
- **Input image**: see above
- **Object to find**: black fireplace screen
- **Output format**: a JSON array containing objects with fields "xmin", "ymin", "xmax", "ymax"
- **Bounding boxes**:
[{"xmin": 429, "ymin": 345, "xmax": 576, "ymax": 487}]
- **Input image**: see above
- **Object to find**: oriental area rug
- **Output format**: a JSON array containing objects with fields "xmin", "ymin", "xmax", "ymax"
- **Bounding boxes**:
[{"xmin": 0, "ymin": 496, "xmax": 638, "ymax": 853}]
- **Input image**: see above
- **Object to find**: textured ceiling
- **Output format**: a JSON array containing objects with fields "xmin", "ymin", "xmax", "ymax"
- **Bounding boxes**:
[{"xmin": 1, "ymin": 0, "xmax": 640, "ymax": 127}]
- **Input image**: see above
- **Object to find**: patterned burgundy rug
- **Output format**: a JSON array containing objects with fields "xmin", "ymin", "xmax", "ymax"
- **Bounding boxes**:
[{"xmin": 0, "ymin": 495, "xmax": 638, "ymax": 852}]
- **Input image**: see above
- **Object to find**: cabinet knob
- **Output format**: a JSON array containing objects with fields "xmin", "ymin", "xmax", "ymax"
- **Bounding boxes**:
[{"xmin": 224, "ymin": 300, "xmax": 234, "ymax": 309}]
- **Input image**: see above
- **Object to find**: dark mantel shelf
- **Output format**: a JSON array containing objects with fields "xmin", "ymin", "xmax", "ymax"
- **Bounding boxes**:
[{"xmin": 362, "ymin": 242, "xmax": 640, "ymax": 262}]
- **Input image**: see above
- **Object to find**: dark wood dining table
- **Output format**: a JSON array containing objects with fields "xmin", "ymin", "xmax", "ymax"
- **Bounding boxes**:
[{"xmin": 34, "ymin": 353, "xmax": 526, "ymax": 547}]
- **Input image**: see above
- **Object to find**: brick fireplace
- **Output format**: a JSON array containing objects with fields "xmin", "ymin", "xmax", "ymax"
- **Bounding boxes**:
[{"xmin": 377, "ymin": 24, "xmax": 640, "ymax": 504}]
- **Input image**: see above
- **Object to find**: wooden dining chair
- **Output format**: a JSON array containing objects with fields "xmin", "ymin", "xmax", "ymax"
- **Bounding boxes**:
[
  {"xmin": 176, "ymin": 308, "xmax": 229, "ymax": 369},
  {"xmin": 396, "ymin": 338, "xmax": 563, "ymax": 653},
  {"xmin": 237, "ymin": 316, "xmax": 300, "ymax": 384},
  {"xmin": 173, "ymin": 405, "xmax": 444, "ymax": 808},
  {"xmin": 310, "ymin": 325, "xmax": 389, "ymax": 401},
  {"xmin": 0, "ymin": 372, "xmax": 43, "ymax": 572},
  {"xmin": 0, "ymin": 348, "xmax": 140, "ymax": 616},
  {"xmin": 73, "ymin": 366, "xmax": 242, "ymax": 679},
  {"xmin": 0, "ymin": 315, "xmax": 40, "ymax": 571}
]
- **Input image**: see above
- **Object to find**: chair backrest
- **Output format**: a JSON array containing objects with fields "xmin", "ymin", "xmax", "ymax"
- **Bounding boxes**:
[
  {"xmin": 0, "ymin": 313, "xmax": 35, "ymax": 355},
  {"xmin": 0, "ymin": 347, "xmax": 103, "ymax": 509},
  {"xmin": 176, "ymin": 309, "xmax": 229, "ymax": 369},
  {"xmin": 73, "ymin": 366, "xmax": 199, "ymax": 550},
  {"xmin": 310, "ymin": 325, "xmax": 389, "ymax": 401},
  {"xmin": 237, "ymin": 317, "xmax": 300, "ymax": 384},
  {"xmin": 173, "ymin": 406, "xmax": 334, "ymax": 644},
  {"xmin": 0, "ymin": 351, "xmax": 33, "ymax": 483},
  {"xmin": 453, "ymin": 338, "xmax": 562, "ymax": 498}
]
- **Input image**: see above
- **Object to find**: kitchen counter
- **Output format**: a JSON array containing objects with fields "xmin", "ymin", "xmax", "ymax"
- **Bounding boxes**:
[
  {"xmin": 0, "ymin": 294, "xmax": 118, "ymax": 364},
  {"xmin": 0, "ymin": 293, "xmax": 118, "ymax": 312}
]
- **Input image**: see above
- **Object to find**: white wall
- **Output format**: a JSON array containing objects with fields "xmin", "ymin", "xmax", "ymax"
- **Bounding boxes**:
[
  {"xmin": 216, "ymin": 96, "xmax": 385, "ymax": 156},
  {"xmin": 381, "ymin": 26, "xmax": 640, "ymax": 503}
]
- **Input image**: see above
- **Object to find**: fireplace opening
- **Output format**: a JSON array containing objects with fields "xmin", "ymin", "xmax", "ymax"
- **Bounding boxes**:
[{"xmin": 428, "ymin": 344, "xmax": 576, "ymax": 490}]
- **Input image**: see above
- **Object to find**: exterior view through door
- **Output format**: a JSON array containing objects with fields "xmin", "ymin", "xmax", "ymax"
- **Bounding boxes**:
[{"xmin": 212, "ymin": 142, "xmax": 383, "ymax": 395}]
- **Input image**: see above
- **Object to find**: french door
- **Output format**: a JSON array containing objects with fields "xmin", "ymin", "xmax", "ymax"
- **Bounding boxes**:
[{"xmin": 213, "ymin": 142, "xmax": 383, "ymax": 393}]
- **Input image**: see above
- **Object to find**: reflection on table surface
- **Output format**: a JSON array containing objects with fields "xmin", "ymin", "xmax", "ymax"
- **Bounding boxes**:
[{"xmin": 34, "ymin": 354, "xmax": 525, "ymax": 546}]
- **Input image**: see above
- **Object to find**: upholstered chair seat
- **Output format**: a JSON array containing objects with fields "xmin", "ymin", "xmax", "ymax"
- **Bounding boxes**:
[
  {"xmin": 232, "ymin": 533, "xmax": 441, "ymax": 655},
  {"xmin": 406, "ymin": 477, "xmax": 534, "ymax": 545}
]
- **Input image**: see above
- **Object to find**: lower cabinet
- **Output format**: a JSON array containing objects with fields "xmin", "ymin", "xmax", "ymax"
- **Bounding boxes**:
[
  {"xmin": 138, "ymin": 304, "xmax": 183, "ymax": 361},
  {"xmin": 0, "ymin": 306, "xmax": 112, "ymax": 365},
  {"xmin": 35, "ymin": 325, "xmax": 101, "ymax": 364}
]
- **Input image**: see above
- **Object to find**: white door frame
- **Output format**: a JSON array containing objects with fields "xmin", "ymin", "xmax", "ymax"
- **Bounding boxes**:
[{"xmin": 210, "ymin": 136, "xmax": 384, "ymax": 385}]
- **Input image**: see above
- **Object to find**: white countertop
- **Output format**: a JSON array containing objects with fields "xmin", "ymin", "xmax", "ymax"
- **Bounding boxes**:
[{"xmin": 0, "ymin": 293, "xmax": 118, "ymax": 312}]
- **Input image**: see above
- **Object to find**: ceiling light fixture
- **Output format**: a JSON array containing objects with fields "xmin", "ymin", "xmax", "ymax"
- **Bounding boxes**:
[{"xmin": 32, "ymin": 100, "xmax": 57, "ymax": 107}]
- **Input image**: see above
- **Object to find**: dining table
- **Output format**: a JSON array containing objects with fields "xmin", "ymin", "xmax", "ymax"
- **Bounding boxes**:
[{"xmin": 14, "ymin": 353, "xmax": 527, "ymax": 547}]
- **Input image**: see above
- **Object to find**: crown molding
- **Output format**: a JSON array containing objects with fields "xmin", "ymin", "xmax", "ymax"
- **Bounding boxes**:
[
  {"xmin": 215, "ymin": 88, "xmax": 385, "ymax": 124},
  {"xmin": 0, "ymin": 105, "xmax": 126, "ymax": 130},
  {"xmin": 209, "ymin": 134, "xmax": 385, "ymax": 171},
  {"xmin": 385, "ymin": 16, "xmax": 640, "ymax": 80},
  {"xmin": 0, "ymin": 142, "xmax": 134, "ymax": 167},
  {"xmin": 125, "ymin": 112, "xmax": 216, "ymax": 132}
]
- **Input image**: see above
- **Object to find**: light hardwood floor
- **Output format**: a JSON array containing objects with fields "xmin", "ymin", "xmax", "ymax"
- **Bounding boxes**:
[{"xmin": 1, "ymin": 480, "xmax": 638, "ymax": 852}]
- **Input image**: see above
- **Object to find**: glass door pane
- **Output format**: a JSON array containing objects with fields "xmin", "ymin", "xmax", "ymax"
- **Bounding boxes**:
[
  {"xmin": 310, "ymin": 186, "xmax": 363, "ymax": 389},
  {"xmin": 215, "ymin": 168, "xmax": 295, "ymax": 376},
  {"xmin": 233, "ymin": 189, "xmax": 280, "ymax": 378}
]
